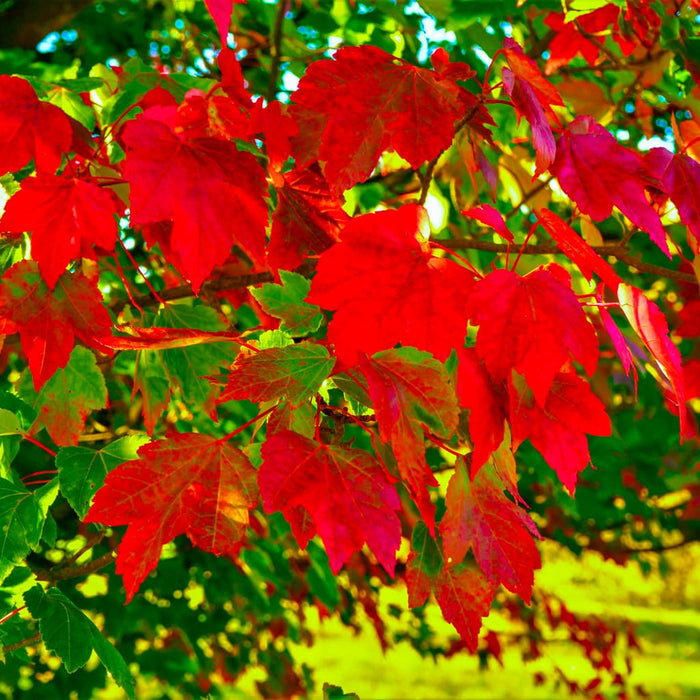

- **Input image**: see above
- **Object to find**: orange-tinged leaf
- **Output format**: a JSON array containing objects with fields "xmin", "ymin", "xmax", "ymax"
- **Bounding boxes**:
[
  {"xmin": 0, "ymin": 261, "xmax": 113, "ymax": 390},
  {"xmin": 219, "ymin": 342, "xmax": 335, "ymax": 407},
  {"xmin": 85, "ymin": 433, "xmax": 258, "ymax": 601},
  {"xmin": 466, "ymin": 264, "xmax": 599, "ymax": 406},
  {"xmin": 0, "ymin": 174, "xmax": 118, "ymax": 288},
  {"xmin": 260, "ymin": 430, "xmax": 401, "ymax": 575},
  {"xmin": 308, "ymin": 205, "xmax": 475, "ymax": 366},
  {"xmin": 361, "ymin": 347, "xmax": 459, "ymax": 532},
  {"xmin": 441, "ymin": 458, "xmax": 541, "ymax": 602}
]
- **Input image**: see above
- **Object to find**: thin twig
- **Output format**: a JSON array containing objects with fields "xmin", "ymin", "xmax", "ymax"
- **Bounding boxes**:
[{"xmin": 2, "ymin": 633, "xmax": 41, "ymax": 656}]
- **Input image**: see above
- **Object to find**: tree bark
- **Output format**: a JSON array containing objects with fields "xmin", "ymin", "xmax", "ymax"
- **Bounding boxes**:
[{"xmin": 0, "ymin": 0, "xmax": 97, "ymax": 49}]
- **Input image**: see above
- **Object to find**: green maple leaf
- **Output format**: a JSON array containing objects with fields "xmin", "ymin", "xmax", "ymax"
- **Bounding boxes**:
[
  {"xmin": 18, "ymin": 346, "xmax": 108, "ymax": 446},
  {"xmin": 57, "ymin": 435, "xmax": 150, "ymax": 518}
]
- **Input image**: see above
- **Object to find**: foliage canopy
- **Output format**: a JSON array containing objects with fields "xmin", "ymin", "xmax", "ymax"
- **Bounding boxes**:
[{"xmin": 0, "ymin": 0, "xmax": 698, "ymax": 697}]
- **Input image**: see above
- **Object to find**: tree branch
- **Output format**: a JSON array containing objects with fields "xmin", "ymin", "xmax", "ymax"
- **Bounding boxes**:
[
  {"xmin": 0, "ymin": 0, "xmax": 97, "ymax": 49},
  {"xmin": 2, "ymin": 633, "xmax": 41, "ymax": 656},
  {"xmin": 266, "ymin": 0, "xmax": 288, "ymax": 101}
]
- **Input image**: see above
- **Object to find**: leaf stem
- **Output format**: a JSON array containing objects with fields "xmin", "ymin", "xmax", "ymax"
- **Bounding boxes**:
[
  {"xmin": 119, "ymin": 239, "xmax": 166, "ymax": 306},
  {"xmin": 0, "ymin": 605, "xmax": 25, "ymax": 626},
  {"xmin": 23, "ymin": 434, "xmax": 57, "ymax": 458},
  {"xmin": 220, "ymin": 406, "xmax": 275, "ymax": 442}
]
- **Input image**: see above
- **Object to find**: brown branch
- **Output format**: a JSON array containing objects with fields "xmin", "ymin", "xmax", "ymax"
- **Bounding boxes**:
[
  {"xmin": 266, "ymin": 0, "xmax": 288, "ymax": 101},
  {"xmin": 504, "ymin": 177, "xmax": 554, "ymax": 219},
  {"xmin": 35, "ymin": 551, "xmax": 116, "ymax": 584},
  {"xmin": 2, "ymin": 633, "xmax": 41, "ymax": 656},
  {"xmin": 439, "ymin": 237, "xmax": 696, "ymax": 283},
  {"xmin": 0, "ymin": 0, "xmax": 96, "ymax": 49}
]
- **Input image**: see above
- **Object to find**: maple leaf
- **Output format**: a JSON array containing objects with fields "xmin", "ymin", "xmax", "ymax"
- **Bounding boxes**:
[
  {"xmin": 0, "ymin": 76, "xmax": 72, "ymax": 175},
  {"xmin": 646, "ymin": 147, "xmax": 700, "ymax": 244},
  {"xmin": 440, "ymin": 458, "xmax": 541, "ymax": 602},
  {"xmin": 85, "ymin": 433, "xmax": 258, "ymax": 601},
  {"xmin": 509, "ymin": 370, "xmax": 611, "ymax": 494},
  {"xmin": 290, "ymin": 45, "xmax": 478, "ymax": 192},
  {"xmin": 267, "ymin": 167, "xmax": 348, "ymax": 271},
  {"xmin": 260, "ymin": 430, "xmax": 401, "ymax": 575},
  {"xmin": 203, "ymin": 0, "xmax": 246, "ymax": 46},
  {"xmin": 360, "ymin": 347, "xmax": 459, "ymax": 532},
  {"xmin": 406, "ymin": 522, "xmax": 496, "ymax": 651},
  {"xmin": 122, "ymin": 111, "xmax": 268, "ymax": 293},
  {"xmin": 618, "ymin": 283, "xmax": 686, "ymax": 435},
  {"xmin": 537, "ymin": 209, "xmax": 622, "ymax": 290},
  {"xmin": 462, "ymin": 204, "xmax": 513, "ymax": 242},
  {"xmin": 466, "ymin": 263, "xmax": 599, "ymax": 406},
  {"xmin": 455, "ymin": 347, "xmax": 508, "ymax": 474},
  {"xmin": 308, "ymin": 205, "xmax": 475, "ymax": 366},
  {"xmin": 18, "ymin": 346, "xmax": 108, "ymax": 447},
  {"xmin": 550, "ymin": 116, "xmax": 668, "ymax": 256},
  {"xmin": 502, "ymin": 38, "xmax": 563, "ymax": 175},
  {"xmin": 0, "ymin": 261, "xmax": 113, "ymax": 390},
  {"xmin": 0, "ymin": 174, "xmax": 118, "ymax": 288},
  {"xmin": 218, "ymin": 342, "xmax": 335, "ymax": 407},
  {"xmin": 174, "ymin": 88, "xmax": 250, "ymax": 141}
]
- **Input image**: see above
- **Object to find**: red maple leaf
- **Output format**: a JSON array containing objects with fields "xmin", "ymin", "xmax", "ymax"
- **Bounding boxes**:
[
  {"xmin": 360, "ymin": 347, "xmax": 460, "ymax": 532},
  {"xmin": 646, "ymin": 147, "xmax": 700, "ymax": 244},
  {"xmin": 466, "ymin": 263, "xmax": 599, "ymax": 406},
  {"xmin": 268, "ymin": 167, "xmax": 348, "ymax": 271},
  {"xmin": 0, "ymin": 261, "xmax": 113, "ymax": 390},
  {"xmin": 307, "ymin": 205, "xmax": 475, "ymax": 366},
  {"xmin": 85, "ymin": 433, "xmax": 259, "ymax": 601},
  {"xmin": 259, "ymin": 430, "xmax": 401, "ymax": 575},
  {"xmin": 537, "ymin": 209, "xmax": 622, "ymax": 290},
  {"xmin": 462, "ymin": 204, "xmax": 513, "ymax": 242},
  {"xmin": 440, "ymin": 458, "xmax": 541, "ymax": 602},
  {"xmin": 456, "ymin": 347, "xmax": 508, "ymax": 474},
  {"xmin": 509, "ymin": 369, "xmax": 611, "ymax": 494},
  {"xmin": 618, "ymin": 283, "xmax": 686, "ymax": 435},
  {"xmin": 550, "ymin": 116, "xmax": 668, "ymax": 256},
  {"xmin": 122, "ymin": 110, "xmax": 268, "ymax": 293},
  {"xmin": 203, "ymin": 0, "xmax": 247, "ymax": 46},
  {"xmin": 0, "ymin": 174, "xmax": 118, "ymax": 288},
  {"xmin": 0, "ymin": 76, "xmax": 72, "ymax": 175},
  {"xmin": 406, "ymin": 522, "xmax": 496, "ymax": 651},
  {"xmin": 174, "ymin": 88, "xmax": 250, "ymax": 141},
  {"xmin": 290, "ymin": 45, "xmax": 478, "ymax": 192},
  {"xmin": 502, "ymin": 38, "xmax": 563, "ymax": 175}
]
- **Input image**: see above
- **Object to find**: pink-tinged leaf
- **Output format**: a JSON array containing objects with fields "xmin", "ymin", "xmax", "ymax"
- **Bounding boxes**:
[
  {"xmin": 218, "ymin": 342, "xmax": 335, "ymax": 407},
  {"xmin": 537, "ymin": 209, "xmax": 622, "ymax": 290},
  {"xmin": 0, "ymin": 76, "xmax": 72, "ymax": 175},
  {"xmin": 203, "ymin": 0, "xmax": 246, "ymax": 46},
  {"xmin": 646, "ymin": 147, "xmax": 700, "ymax": 244},
  {"xmin": 598, "ymin": 292, "xmax": 636, "ymax": 379},
  {"xmin": 290, "ymin": 45, "xmax": 481, "ymax": 192},
  {"xmin": 502, "ymin": 39, "xmax": 563, "ymax": 175},
  {"xmin": 509, "ymin": 370, "xmax": 611, "ymax": 494},
  {"xmin": 551, "ymin": 116, "xmax": 668, "ymax": 256},
  {"xmin": 122, "ymin": 111, "xmax": 268, "ymax": 293},
  {"xmin": 441, "ymin": 458, "xmax": 541, "ymax": 602},
  {"xmin": 618, "ymin": 283, "xmax": 686, "ymax": 435},
  {"xmin": 462, "ymin": 204, "xmax": 513, "ymax": 242},
  {"xmin": 308, "ymin": 205, "xmax": 475, "ymax": 366},
  {"xmin": 260, "ymin": 430, "xmax": 401, "ymax": 576},
  {"xmin": 466, "ymin": 264, "xmax": 599, "ymax": 406},
  {"xmin": 0, "ymin": 174, "xmax": 118, "ymax": 288},
  {"xmin": 85, "ymin": 433, "xmax": 258, "ymax": 601},
  {"xmin": 268, "ymin": 167, "xmax": 348, "ymax": 271},
  {"xmin": 0, "ymin": 261, "xmax": 113, "ymax": 390},
  {"xmin": 360, "ymin": 347, "xmax": 459, "ymax": 532},
  {"xmin": 406, "ymin": 522, "xmax": 496, "ymax": 651},
  {"xmin": 456, "ymin": 347, "xmax": 508, "ymax": 474}
]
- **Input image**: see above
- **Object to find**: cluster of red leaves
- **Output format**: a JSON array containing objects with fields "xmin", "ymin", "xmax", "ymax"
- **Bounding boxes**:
[{"xmin": 0, "ymin": 0, "xmax": 696, "ymax": 651}]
